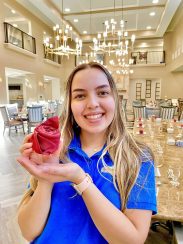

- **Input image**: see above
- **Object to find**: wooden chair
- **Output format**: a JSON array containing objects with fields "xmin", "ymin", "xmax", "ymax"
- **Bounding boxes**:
[
  {"xmin": 0, "ymin": 106, "xmax": 25, "ymax": 135},
  {"xmin": 160, "ymin": 106, "xmax": 175, "ymax": 120},
  {"xmin": 27, "ymin": 106, "xmax": 43, "ymax": 133},
  {"xmin": 133, "ymin": 105, "xmax": 146, "ymax": 120},
  {"xmin": 178, "ymin": 99, "xmax": 183, "ymax": 121}
]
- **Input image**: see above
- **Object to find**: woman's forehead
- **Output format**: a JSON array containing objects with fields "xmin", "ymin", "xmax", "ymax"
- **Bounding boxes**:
[{"xmin": 71, "ymin": 68, "xmax": 109, "ymax": 89}]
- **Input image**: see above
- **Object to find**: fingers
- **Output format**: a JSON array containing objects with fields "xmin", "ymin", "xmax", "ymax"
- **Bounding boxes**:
[
  {"xmin": 23, "ymin": 133, "xmax": 33, "ymax": 143},
  {"xmin": 17, "ymin": 156, "xmax": 38, "ymax": 176},
  {"xmin": 19, "ymin": 134, "xmax": 33, "ymax": 156},
  {"xmin": 19, "ymin": 143, "xmax": 33, "ymax": 156}
]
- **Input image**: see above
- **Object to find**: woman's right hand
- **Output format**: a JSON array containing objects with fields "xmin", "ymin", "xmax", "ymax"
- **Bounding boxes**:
[
  {"xmin": 18, "ymin": 134, "xmax": 62, "ymax": 184},
  {"xmin": 19, "ymin": 134, "xmax": 61, "ymax": 165}
]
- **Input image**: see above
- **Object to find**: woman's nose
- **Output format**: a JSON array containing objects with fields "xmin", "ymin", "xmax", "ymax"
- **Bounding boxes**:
[{"xmin": 86, "ymin": 95, "xmax": 99, "ymax": 108}]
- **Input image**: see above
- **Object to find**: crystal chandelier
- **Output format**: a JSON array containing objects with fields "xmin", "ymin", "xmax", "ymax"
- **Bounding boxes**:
[
  {"xmin": 90, "ymin": 0, "xmax": 135, "ymax": 59},
  {"xmin": 44, "ymin": 0, "xmax": 82, "ymax": 57}
]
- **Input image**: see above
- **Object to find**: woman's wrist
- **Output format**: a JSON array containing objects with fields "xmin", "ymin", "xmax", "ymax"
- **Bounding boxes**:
[{"xmin": 38, "ymin": 179, "xmax": 54, "ymax": 190}]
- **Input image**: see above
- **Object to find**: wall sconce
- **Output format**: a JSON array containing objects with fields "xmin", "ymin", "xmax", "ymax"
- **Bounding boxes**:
[{"xmin": 0, "ymin": 77, "xmax": 2, "ymax": 83}]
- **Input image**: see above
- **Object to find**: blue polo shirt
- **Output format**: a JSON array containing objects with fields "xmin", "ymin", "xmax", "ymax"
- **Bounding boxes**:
[{"xmin": 31, "ymin": 134, "xmax": 157, "ymax": 244}]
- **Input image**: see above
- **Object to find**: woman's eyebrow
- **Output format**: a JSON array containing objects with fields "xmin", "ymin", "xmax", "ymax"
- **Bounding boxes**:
[
  {"xmin": 72, "ymin": 88, "xmax": 85, "ymax": 93},
  {"xmin": 72, "ymin": 84, "xmax": 110, "ymax": 93}
]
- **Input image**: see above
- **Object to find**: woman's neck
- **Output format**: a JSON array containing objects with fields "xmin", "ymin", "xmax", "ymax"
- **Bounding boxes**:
[{"xmin": 80, "ymin": 131, "xmax": 106, "ymax": 154}]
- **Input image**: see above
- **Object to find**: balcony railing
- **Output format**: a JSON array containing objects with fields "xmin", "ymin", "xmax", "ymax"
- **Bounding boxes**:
[
  {"xmin": 43, "ymin": 44, "xmax": 61, "ymax": 64},
  {"xmin": 131, "ymin": 51, "xmax": 165, "ymax": 65},
  {"xmin": 4, "ymin": 22, "xmax": 36, "ymax": 54}
]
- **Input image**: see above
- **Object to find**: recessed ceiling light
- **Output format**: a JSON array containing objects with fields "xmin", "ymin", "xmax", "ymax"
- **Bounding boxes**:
[
  {"xmin": 43, "ymin": 31, "xmax": 46, "ymax": 34},
  {"xmin": 13, "ymin": 24, "xmax": 18, "ymax": 27},
  {"xmin": 146, "ymin": 26, "xmax": 152, "ymax": 30},
  {"xmin": 83, "ymin": 31, "xmax": 87, "ymax": 34},
  {"xmin": 152, "ymin": 0, "xmax": 159, "ymax": 3},
  {"xmin": 65, "ymin": 8, "xmax": 70, "ymax": 12},
  {"xmin": 11, "ymin": 9, "xmax": 16, "ymax": 14},
  {"xmin": 150, "ymin": 12, "xmax": 156, "ymax": 16},
  {"xmin": 74, "ymin": 19, "xmax": 78, "ymax": 23}
]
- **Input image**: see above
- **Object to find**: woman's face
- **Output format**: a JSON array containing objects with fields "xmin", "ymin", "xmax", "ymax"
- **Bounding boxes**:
[{"xmin": 71, "ymin": 68, "xmax": 115, "ymax": 136}]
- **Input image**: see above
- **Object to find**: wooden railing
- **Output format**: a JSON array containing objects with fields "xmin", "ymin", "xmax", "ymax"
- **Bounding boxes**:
[{"xmin": 4, "ymin": 22, "xmax": 36, "ymax": 54}]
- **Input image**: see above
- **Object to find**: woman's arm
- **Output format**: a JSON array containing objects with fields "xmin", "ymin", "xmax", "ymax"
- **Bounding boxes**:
[
  {"xmin": 18, "ymin": 180, "xmax": 53, "ymax": 241},
  {"xmin": 82, "ymin": 183, "xmax": 152, "ymax": 244}
]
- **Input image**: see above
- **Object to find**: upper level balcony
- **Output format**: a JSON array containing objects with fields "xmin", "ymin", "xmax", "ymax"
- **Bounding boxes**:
[
  {"xmin": 4, "ymin": 22, "xmax": 36, "ymax": 55},
  {"xmin": 131, "ymin": 51, "xmax": 165, "ymax": 66}
]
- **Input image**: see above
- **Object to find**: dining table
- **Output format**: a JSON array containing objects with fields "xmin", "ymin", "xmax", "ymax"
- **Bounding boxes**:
[{"xmin": 133, "ymin": 118, "xmax": 183, "ymax": 222}]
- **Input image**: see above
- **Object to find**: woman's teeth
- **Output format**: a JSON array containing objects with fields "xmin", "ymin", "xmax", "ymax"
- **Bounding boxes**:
[{"xmin": 85, "ymin": 114, "xmax": 103, "ymax": 119}]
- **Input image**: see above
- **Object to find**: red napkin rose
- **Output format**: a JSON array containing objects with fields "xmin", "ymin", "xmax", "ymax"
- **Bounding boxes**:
[{"xmin": 30, "ymin": 116, "xmax": 60, "ymax": 155}]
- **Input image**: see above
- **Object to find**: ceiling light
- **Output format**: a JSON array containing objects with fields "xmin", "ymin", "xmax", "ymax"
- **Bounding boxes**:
[
  {"xmin": 83, "ymin": 31, "xmax": 87, "ymax": 34},
  {"xmin": 43, "ymin": 1, "xmax": 82, "ymax": 57},
  {"xmin": 146, "ymin": 26, "xmax": 152, "ymax": 30},
  {"xmin": 152, "ymin": 0, "xmax": 159, "ymax": 3},
  {"xmin": 13, "ymin": 24, "xmax": 18, "ymax": 27},
  {"xmin": 11, "ymin": 9, "xmax": 16, "ymax": 14},
  {"xmin": 74, "ymin": 19, "xmax": 78, "ymax": 23},
  {"xmin": 149, "ymin": 12, "xmax": 156, "ymax": 16}
]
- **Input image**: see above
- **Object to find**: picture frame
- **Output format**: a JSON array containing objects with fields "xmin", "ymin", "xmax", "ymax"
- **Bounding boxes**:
[{"xmin": 75, "ymin": 53, "xmax": 105, "ymax": 66}]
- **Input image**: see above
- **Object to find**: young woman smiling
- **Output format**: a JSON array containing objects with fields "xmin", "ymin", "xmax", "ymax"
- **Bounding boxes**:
[{"xmin": 17, "ymin": 62, "xmax": 157, "ymax": 244}]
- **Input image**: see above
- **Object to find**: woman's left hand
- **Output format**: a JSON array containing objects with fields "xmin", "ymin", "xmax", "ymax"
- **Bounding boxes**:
[{"xmin": 17, "ymin": 156, "xmax": 86, "ymax": 184}]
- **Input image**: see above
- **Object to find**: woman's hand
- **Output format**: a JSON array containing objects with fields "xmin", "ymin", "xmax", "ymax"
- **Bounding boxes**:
[
  {"xmin": 17, "ymin": 134, "xmax": 86, "ymax": 184},
  {"xmin": 19, "ymin": 134, "xmax": 61, "ymax": 165},
  {"xmin": 16, "ymin": 156, "xmax": 86, "ymax": 184}
]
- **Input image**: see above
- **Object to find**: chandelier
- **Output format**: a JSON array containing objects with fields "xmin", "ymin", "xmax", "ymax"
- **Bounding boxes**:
[
  {"xmin": 44, "ymin": 0, "xmax": 82, "ymax": 57},
  {"xmin": 90, "ymin": 0, "xmax": 135, "ymax": 59}
]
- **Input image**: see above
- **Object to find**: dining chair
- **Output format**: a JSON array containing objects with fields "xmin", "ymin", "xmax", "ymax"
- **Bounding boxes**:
[
  {"xmin": 0, "ymin": 106, "xmax": 25, "ymax": 135},
  {"xmin": 121, "ymin": 106, "xmax": 134, "ymax": 130},
  {"xmin": 160, "ymin": 106, "xmax": 175, "ymax": 120},
  {"xmin": 133, "ymin": 105, "xmax": 146, "ymax": 120},
  {"xmin": 27, "ymin": 106, "xmax": 43, "ymax": 133}
]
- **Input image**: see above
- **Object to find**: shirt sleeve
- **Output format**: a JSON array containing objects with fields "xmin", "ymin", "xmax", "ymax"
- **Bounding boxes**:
[{"xmin": 126, "ymin": 160, "xmax": 157, "ymax": 215}]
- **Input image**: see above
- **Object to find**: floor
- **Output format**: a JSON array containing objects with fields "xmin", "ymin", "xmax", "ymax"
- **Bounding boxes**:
[{"xmin": 0, "ymin": 119, "xmax": 173, "ymax": 244}]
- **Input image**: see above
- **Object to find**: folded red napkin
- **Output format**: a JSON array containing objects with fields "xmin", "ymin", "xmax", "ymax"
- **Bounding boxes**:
[{"xmin": 30, "ymin": 116, "xmax": 60, "ymax": 155}]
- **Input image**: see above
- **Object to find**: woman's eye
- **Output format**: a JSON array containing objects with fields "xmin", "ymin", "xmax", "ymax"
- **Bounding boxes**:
[
  {"xmin": 98, "ymin": 91, "xmax": 109, "ymax": 96},
  {"xmin": 75, "ymin": 94, "xmax": 85, "ymax": 99}
]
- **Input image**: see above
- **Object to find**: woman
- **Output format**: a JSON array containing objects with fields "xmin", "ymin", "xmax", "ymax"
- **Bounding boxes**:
[{"xmin": 17, "ymin": 62, "xmax": 157, "ymax": 244}]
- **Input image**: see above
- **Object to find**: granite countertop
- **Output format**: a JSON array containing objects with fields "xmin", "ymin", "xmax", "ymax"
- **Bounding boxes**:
[{"xmin": 133, "ymin": 120, "xmax": 183, "ymax": 222}]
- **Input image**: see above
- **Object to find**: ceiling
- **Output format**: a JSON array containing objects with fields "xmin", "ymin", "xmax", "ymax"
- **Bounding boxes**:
[{"xmin": 14, "ymin": 0, "xmax": 182, "ymax": 43}]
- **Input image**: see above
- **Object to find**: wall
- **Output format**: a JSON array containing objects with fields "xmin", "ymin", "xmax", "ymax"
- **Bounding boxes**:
[{"xmin": 0, "ymin": 0, "xmax": 75, "ymax": 104}]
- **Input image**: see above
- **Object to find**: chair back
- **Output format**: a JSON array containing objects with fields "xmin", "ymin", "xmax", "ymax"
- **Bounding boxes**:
[
  {"xmin": 133, "ymin": 105, "xmax": 146, "ymax": 119},
  {"xmin": 121, "ymin": 99, "xmax": 127, "ymax": 110},
  {"xmin": 27, "ymin": 106, "xmax": 43, "ymax": 122},
  {"xmin": 160, "ymin": 106, "xmax": 175, "ymax": 120},
  {"xmin": 6, "ymin": 103, "xmax": 18, "ymax": 118},
  {"xmin": 178, "ymin": 99, "xmax": 183, "ymax": 121},
  {"xmin": 0, "ymin": 106, "xmax": 9, "ymax": 122},
  {"xmin": 132, "ymin": 100, "xmax": 142, "ymax": 107}
]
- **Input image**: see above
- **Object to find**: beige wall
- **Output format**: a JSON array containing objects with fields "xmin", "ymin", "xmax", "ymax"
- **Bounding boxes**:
[{"xmin": 0, "ymin": 0, "xmax": 75, "ymax": 104}]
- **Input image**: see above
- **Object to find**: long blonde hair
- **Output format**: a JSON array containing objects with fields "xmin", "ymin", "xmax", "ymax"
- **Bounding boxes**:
[
  {"xmin": 19, "ymin": 62, "xmax": 153, "ymax": 210},
  {"xmin": 60, "ymin": 62, "xmax": 153, "ymax": 210}
]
